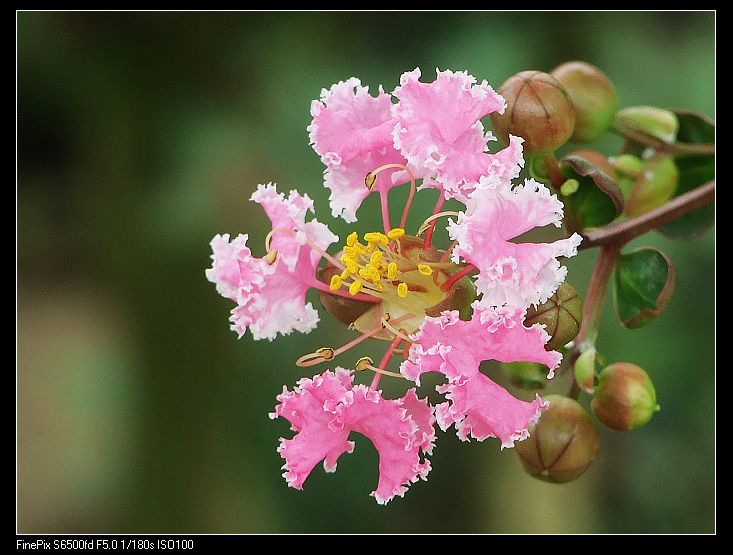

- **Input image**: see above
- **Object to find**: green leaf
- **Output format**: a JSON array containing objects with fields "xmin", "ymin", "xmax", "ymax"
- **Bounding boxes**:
[
  {"xmin": 613, "ymin": 247, "xmax": 676, "ymax": 329},
  {"xmin": 561, "ymin": 154, "xmax": 624, "ymax": 229},
  {"xmin": 674, "ymin": 110, "xmax": 714, "ymax": 146},
  {"xmin": 658, "ymin": 155, "xmax": 714, "ymax": 240}
]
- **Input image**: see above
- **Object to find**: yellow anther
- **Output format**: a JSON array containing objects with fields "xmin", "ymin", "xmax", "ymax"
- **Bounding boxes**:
[
  {"xmin": 340, "ymin": 254, "xmax": 358, "ymax": 274},
  {"xmin": 370, "ymin": 251, "xmax": 383, "ymax": 265},
  {"xmin": 359, "ymin": 267, "xmax": 373, "ymax": 280},
  {"xmin": 329, "ymin": 275, "xmax": 343, "ymax": 291},
  {"xmin": 368, "ymin": 267, "xmax": 381, "ymax": 283},
  {"xmin": 346, "ymin": 231, "xmax": 358, "ymax": 247},
  {"xmin": 343, "ymin": 245, "xmax": 360, "ymax": 257},
  {"xmin": 349, "ymin": 280, "xmax": 363, "ymax": 296},
  {"xmin": 417, "ymin": 264, "xmax": 433, "ymax": 276},
  {"xmin": 387, "ymin": 262, "xmax": 398, "ymax": 280},
  {"xmin": 364, "ymin": 232, "xmax": 389, "ymax": 245},
  {"xmin": 387, "ymin": 228, "xmax": 405, "ymax": 240},
  {"xmin": 397, "ymin": 282, "xmax": 408, "ymax": 298},
  {"xmin": 264, "ymin": 250, "xmax": 278, "ymax": 265},
  {"xmin": 352, "ymin": 241, "xmax": 366, "ymax": 254},
  {"xmin": 355, "ymin": 356, "xmax": 374, "ymax": 372},
  {"xmin": 340, "ymin": 269, "xmax": 351, "ymax": 279},
  {"xmin": 364, "ymin": 172, "xmax": 377, "ymax": 191}
]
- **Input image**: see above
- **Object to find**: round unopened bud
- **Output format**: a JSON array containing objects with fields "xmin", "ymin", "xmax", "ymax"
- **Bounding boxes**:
[
  {"xmin": 615, "ymin": 106, "xmax": 678, "ymax": 144},
  {"xmin": 515, "ymin": 395, "xmax": 601, "ymax": 483},
  {"xmin": 592, "ymin": 362, "xmax": 660, "ymax": 431},
  {"xmin": 624, "ymin": 155, "xmax": 679, "ymax": 217},
  {"xmin": 491, "ymin": 71, "xmax": 576, "ymax": 155},
  {"xmin": 501, "ymin": 361, "xmax": 550, "ymax": 390},
  {"xmin": 551, "ymin": 61, "xmax": 618, "ymax": 143},
  {"xmin": 524, "ymin": 282, "xmax": 582, "ymax": 351}
]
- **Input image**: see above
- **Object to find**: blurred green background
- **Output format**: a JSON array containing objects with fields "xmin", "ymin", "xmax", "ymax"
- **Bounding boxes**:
[{"xmin": 18, "ymin": 11, "xmax": 714, "ymax": 533}]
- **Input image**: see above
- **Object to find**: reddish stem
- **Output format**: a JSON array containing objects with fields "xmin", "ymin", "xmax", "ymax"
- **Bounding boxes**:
[
  {"xmin": 308, "ymin": 279, "xmax": 381, "ymax": 304},
  {"xmin": 370, "ymin": 336, "xmax": 403, "ymax": 390},
  {"xmin": 441, "ymin": 264, "xmax": 476, "ymax": 291},
  {"xmin": 379, "ymin": 190, "xmax": 392, "ymax": 234},
  {"xmin": 423, "ymin": 195, "xmax": 446, "ymax": 248}
]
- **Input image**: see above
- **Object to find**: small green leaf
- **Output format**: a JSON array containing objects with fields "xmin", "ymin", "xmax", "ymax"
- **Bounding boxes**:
[
  {"xmin": 561, "ymin": 154, "xmax": 624, "ymax": 229},
  {"xmin": 658, "ymin": 155, "xmax": 714, "ymax": 240},
  {"xmin": 674, "ymin": 110, "xmax": 714, "ymax": 146},
  {"xmin": 613, "ymin": 247, "xmax": 676, "ymax": 329}
]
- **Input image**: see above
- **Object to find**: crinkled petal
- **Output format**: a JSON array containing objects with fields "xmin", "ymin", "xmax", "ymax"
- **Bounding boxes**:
[
  {"xmin": 324, "ymin": 146, "xmax": 407, "ymax": 223},
  {"xmin": 401, "ymin": 307, "xmax": 559, "ymax": 447},
  {"xmin": 448, "ymin": 177, "xmax": 582, "ymax": 307},
  {"xmin": 309, "ymin": 78, "xmax": 408, "ymax": 221},
  {"xmin": 208, "ymin": 183, "xmax": 338, "ymax": 341},
  {"xmin": 392, "ymin": 68, "xmax": 521, "ymax": 200},
  {"xmin": 436, "ymin": 374, "xmax": 548, "ymax": 448},
  {"xmin": 205, "ymin": 233, "xmax": 265, "ymax": 302},
  {"xmin": 272, "ymin": 369, "xmax": 433, "ymax": 505}
]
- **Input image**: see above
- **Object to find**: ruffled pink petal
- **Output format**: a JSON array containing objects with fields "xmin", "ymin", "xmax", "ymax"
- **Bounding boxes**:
[
  {"xmin": 402, "ymin": 306, "xmax": 561, "ymax": 384},
  {"xmin": 271, "ymin": 369, "xmax": 433, "ymax": 505},
  {"xmin": 309, "ymin": 78, "xmax": 398, "ymax": 165},
  {"xmin": 448, "ymin": 177, "xmax": 582, "ymax": 307},
  {"xmin": 205, "ymin": 233, "xmax": 265, "ymax": 302},
  {"xmin": 309, "ymin": 78, "xmax": 408, "ymax": 222},
  {"xmin": 401, "ymin": 307, "xmax": 559, "ymax": 448},
  {"xmin": 436, "ymin": 374, "xmax": 548, "ymax": 448},
  {"xmin": 323, "ymin": 146, "xmax": 407, "ymax": 223},
  {"xmin": 392, "ymin": 68, "xmax": 522, "ymax": 200},
  {"xmin": 208, "ymin": 183, "xmax": 338, "ymax": 341}
]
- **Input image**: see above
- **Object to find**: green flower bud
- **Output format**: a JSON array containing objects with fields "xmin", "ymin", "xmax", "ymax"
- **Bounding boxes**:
[
  {"xmin": 551, "ymin": 61, "xmax": 618, "ymax": 143},
  {"xmin": 524, "ymin": 282, "xmax": 582, "ymax": 351},
  {"xmin": 609, "ymin": 154, "xmax": 644, "ymax": 178},
  {"xmin": 515, "ymin": 395, "xmax": 601, "ymax": 483},
  {"xmin": 574, "ymin": 347, "xmax": 597, "ymax": 395},
  {"xmin": 501, "ymin": 361, "xmax": 549, "ymax": 390},
  {"xmin": 624, "ymin": 155, "xmax": 679, "ymax": 217},
  {"xmin": 615, "ymin": 106, "xmax": 679, "ymax": 144},
  {"xmin": 592, "ymin": 362, "xmax": 660, "ymax": 431},
  {"xmin": 491, "ymin": 71, "xmax": 576, "ymax": 155}
]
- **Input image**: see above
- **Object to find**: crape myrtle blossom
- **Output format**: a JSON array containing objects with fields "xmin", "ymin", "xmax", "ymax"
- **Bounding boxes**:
[
  {"xmin": 206, "ymin": 68, "xmax": 582, "ymax": 503},
  {"xmin": 401, "ymin": 306, "xmax": 561, "ymax": 447},
  {"xmin": 270, "ymin": 368, "xmax": 435, "ymax": 505},
  {"xmin": 447, "ymin": 175, "xmax": 583, "ymax": 307}
]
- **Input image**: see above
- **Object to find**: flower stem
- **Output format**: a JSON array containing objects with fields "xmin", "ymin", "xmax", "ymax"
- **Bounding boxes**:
[
  {"xmin": 565, "ymin": 245, "xmax": 620, "ymax": 398},
  {"xmin": 441, "ymin": 264, "xmax": 476, "ymax": 291},
  {"xmin": 379, "ymin": 190, "xmax": 392, "ymax": 234},
  {"xmin": 308, "ymin": 279, "xmax": 381, "ymax": 303},
  {"xmin": 580, "ymin": 180, "xmax": 715, "ymax": 250},
  {"xmin": 423, "ymin": 195, "xmax": 446, "ymax": 248},
  {"xmin": 370, "ymin": 335, "xmax": 404, "ymax": 390}
]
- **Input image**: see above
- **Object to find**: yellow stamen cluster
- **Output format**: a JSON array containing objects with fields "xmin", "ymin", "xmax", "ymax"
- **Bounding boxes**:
[{"xmin": 329, "ymin": 228, "xmax": 416, "ymax": 297}]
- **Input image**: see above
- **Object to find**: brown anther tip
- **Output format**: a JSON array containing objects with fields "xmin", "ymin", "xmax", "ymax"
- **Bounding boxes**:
[
  {"xmin": 265, "ymin": 250, "xmax": 278, "ymax": 265},
  {"xmin": 355, "ymin": 356, "xmax": 374, "ymax": 372},
  {"xmin": 315, "ymin": 347, "xmax": 335, "ymax": 361},
  {"xmin": 364, "ymin": 172, "xmax": 377, "ymax": 191}
]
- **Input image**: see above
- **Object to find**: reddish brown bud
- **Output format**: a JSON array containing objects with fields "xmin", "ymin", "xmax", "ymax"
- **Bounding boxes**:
[
  {"xmin": 515, "ymin": 395, "xmax": 601, "ymax": 483},
  {"xmin": 491, "ymin": 71, "xmax": 576, "ymax": 154},
  {"xmin": 524, "ymin": 282, "xmax": 582, "ymax": 351},
  {"xmin": 591, "ymin": 363, "xmax": 660, "ymax": 431},
  {"xmin": 551, "ymin": 61, "xmax": 618, "ymax": 143}
]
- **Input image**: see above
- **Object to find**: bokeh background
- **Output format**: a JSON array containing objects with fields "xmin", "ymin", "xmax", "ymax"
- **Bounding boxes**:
[{"xmin": 18, "ymin": 11, "xmax": 715, "ymax": 533}]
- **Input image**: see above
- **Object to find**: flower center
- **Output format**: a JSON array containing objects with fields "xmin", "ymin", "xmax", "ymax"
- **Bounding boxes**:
[{"xmin": 320, "ymin": 231, "xmax": 474, "ymax": 340}]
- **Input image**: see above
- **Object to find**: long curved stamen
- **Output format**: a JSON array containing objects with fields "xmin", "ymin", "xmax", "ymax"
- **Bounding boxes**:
[
  {"xmin": 381, "ymin": 316, "xmax": 413, "ymax": 342},
  {"xmin": 423, "ymin": 196, "xmax": 446, "ymax": 248},
  {"xmin": 416, "ymin": 211, "xmax": 460, "ymax": 237},
  {"xmin": 441, "ymin": 264, "xmax": 477, "ymax": 291},
  {"xmin": 265, "ymin": 227, "xmax": 346, "ymax": 271},
  {"xmin": 296, "ymin": 347, "xmax": 335, "ymax": 367},
  {"xmin": 366, "ymin": 163, "xmax": 418, "ymax": 234}
]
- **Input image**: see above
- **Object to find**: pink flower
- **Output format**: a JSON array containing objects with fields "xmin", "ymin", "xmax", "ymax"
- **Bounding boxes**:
[
  {"xmin": 401, "ymin": 307, "xmax": 560, "ymax": 448},
  {"xmin": 270, "ymin": 369, "xmax": 434, "ymax": 505},
  {"xmin": 206, "ymin": 183, "xmax": 338, "ymax": 341},
  {"xmin": 309, "ymin": 78, "xmax": 408, "ymax": 222},
  {"xmin": 392, "ymin": 68, "xmax": 525, "ymax": 201},
  {"xmin": 448, "ymin": 176, "xmax": 582, "ymax": 307}
]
